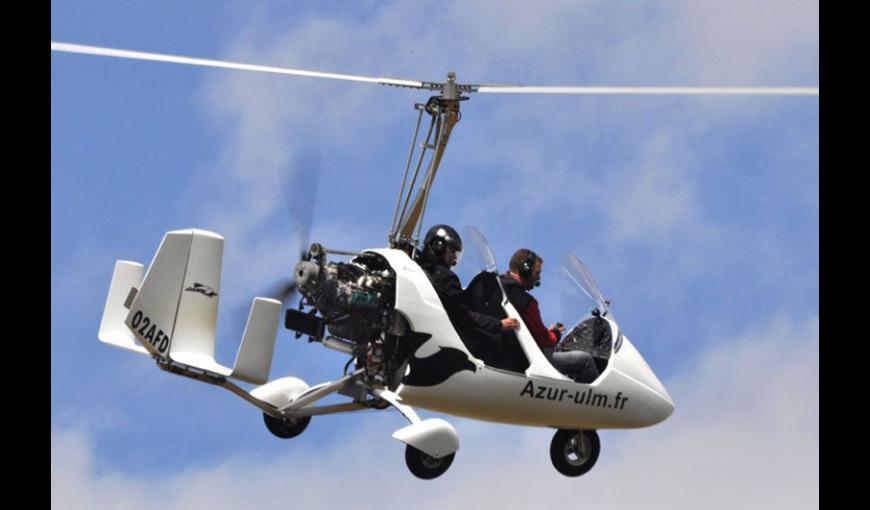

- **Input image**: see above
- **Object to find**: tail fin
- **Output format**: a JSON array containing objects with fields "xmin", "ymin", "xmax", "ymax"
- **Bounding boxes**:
[
  {"xmin": 119, "ymin": 228, "xmax": 280, "ymax": 383},
  {"xmin": 231, "ymin": 298, "xmax": 281, "ymax": 384},
  {"xmin": 98, "ymin": 260, "xmax": 148, "ymax": 355},
  {"xmin": 124, "ymin": 229, "xmax": 221, "ymax": 358}
]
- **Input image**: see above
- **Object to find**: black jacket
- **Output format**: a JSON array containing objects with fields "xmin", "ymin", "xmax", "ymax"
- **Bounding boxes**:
[
  {"xmin": 463, "ymin": 271, "xmax": 530, "ymax": 372},
  {"xmin": 499, "ymin": 274, "xmax": 533, "ymax": 313},
  {"xmin": 416, "ymin": 251, "xmax": 502, "ymax": 335}
]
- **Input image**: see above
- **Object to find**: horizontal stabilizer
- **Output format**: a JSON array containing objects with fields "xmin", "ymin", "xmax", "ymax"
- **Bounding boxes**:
[{"xmin": 98, "ymin": 261, "xmax": 148, "ymax": 355}]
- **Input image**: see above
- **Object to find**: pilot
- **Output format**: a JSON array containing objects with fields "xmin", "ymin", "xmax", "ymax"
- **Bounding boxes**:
[
  {"xmin": 416, "ymin": 225, "xmax": 519, "ymax": 356},
  {"xmin": 498, "ymin": 248, "xmax": 599, "ymax": 382}
]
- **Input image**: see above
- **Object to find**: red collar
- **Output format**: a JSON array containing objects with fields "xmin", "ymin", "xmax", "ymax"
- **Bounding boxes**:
[{"xmin": 506, "ymin": 271, "xmax": 525, "ymax": 285}]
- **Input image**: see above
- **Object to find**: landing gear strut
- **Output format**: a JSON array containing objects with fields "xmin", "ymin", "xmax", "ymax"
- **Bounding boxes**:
[{"xmin": 550, "ymin": 429, "xmax": 600, "ymax": 477}]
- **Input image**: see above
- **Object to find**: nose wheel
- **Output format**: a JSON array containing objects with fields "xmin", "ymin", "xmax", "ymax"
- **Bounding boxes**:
[{"xmin": 550, "ymin": 429, "xmax": 600, "ymax": 477}]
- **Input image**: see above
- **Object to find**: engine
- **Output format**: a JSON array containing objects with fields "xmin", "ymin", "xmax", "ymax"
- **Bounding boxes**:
[
  {"xmin": 296, "ymin": 251, "xmax": 394, "ymax": 343},
  {"xmin": 284, "ymin": 244, "xmax": 417, "ymax": 389}
]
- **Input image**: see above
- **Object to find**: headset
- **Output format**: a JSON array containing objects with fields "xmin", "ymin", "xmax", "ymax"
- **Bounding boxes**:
[
  {"xmin": 519, "ymin": 249, "xmax": 541, "ymax": 288},
  {"xmin": 424, "ymin": 225, "xmax": 462, "ymax": 266}
]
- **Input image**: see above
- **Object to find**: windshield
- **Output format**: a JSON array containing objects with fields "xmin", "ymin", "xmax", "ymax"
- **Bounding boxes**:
[
  {"xmin": 558, "ymin": 253, "xmax": 611, "ymax": 319},
  {"xmin": 459, "ymin": 225, "xmax": 499, "ymax": 274}
]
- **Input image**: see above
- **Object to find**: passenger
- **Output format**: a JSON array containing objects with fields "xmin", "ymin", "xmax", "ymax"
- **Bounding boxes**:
[
  {"xmin": 499, "ymin": 248, "xmax": 600, "ymax": 382},
  {"xmin": 415, "ymin": 225, "xmax": 519, "ymax": 358}
]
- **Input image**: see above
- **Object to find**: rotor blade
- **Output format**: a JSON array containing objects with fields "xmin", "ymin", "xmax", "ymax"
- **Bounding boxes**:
[
  {"xmin": 52, "ymin": 42, "xmax": 818, "ymax": 97},
  {"xmin": 476, "ymin": 85, "xmax": 819, "ymax": 96},
  {"xmin": 51, "ymin": 41, "xmax": 427, "ymax": 89}
]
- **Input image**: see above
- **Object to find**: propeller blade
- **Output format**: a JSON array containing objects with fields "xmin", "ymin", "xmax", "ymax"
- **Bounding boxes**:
[
  {"xmin": 50, "ymin": 41, "xmax": 428, "ymax": 89},
  {"xmin": 280, "ymin": 154, "xmax": 319, "ymax": 265},
  {"xmin": 263, "ymin": 278, "xmax": 298, "ymax": 304},
  {"xmin": 233, "ymin": 277, "xmax": 296, "ymax": 336},
  {"xmin": 254, "ymin": 153, "xmax": 321, "ymax": 310}
]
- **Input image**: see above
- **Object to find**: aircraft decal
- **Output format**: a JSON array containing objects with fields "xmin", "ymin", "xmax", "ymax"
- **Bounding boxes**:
[
  {"xmin": 403, "ymin": 347, "xmax": 477, "ymax": 387},
  {"xmin": 520, "ymin": 381, "xmax": 629, "ymax": 410},
  {"xmin": 185, "ymin": 282, "xmax": 218, "ymax": 298},
  {"xmin": 129, "ymin": 310, "xmax": 171, "ymax": 354}
]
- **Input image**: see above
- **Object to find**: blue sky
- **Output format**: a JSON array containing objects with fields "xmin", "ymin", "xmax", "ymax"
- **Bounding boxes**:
[{"xmin": 52, "ymin": 1, "xmax": 818, "ymax": 508}]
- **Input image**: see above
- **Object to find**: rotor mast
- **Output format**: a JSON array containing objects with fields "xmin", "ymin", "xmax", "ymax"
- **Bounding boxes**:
[{"xmin": 389, "ymin": 72, "xmax": 464, "ymax": 251}]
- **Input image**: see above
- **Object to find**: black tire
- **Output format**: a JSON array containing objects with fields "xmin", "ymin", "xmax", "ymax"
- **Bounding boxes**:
[
  {"xmin": 549, "ymin": 429, "xmax": 600, "ymax": 477},
  {"xmin": 263, "ymin": 413, "xmax": 311, "ymax": 439},
  {"xmin": 404, "ymin": 445, "xmax": 455, "ymax": 480}
]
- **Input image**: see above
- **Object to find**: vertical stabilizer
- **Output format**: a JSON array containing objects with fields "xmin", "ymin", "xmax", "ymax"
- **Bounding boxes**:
[
  {"xmin": 168, "ymin": 230, "xmax": 224, "ymax": 363},
  {"xmin": 99, "ymin": 260, "xmax": 148, "ymax": 355},
  {"xmin": 231, "ymin": 297, "xmax": 281, "ymax": 384},
  {"xmin": 124, "ymin": 229, "xmax": 221, "ymax": 359}
]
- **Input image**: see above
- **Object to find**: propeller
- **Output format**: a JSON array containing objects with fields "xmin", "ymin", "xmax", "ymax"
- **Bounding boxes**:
[
  {"xmin": 228, "ymin": 154, "xmax": 320, "ymax": 326},
  {"xmin": 218, "ymin": 143, "xmax": 320, "ymax": 345},
  {"xmin": 261, "ymin": 277, "xmax": 299, "ymax": 308},
  {"xmin": 268, "ymin": 154, "xmax": 320, "ymax": 308},
  {"xmin": 51, "ymin": 42, "xmax": 819, "ymax": 96}
]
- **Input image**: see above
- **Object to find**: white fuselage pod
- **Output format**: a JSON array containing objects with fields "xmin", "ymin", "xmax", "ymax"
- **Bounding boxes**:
[{"xmin": 368, "ymin": 248, "xmax": 674, "ymax": 430}]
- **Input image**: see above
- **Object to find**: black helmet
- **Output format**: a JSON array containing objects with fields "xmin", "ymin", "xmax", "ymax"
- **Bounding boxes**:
[{"xmin": 423, "ymin": 224, "xmax": 463, "ymax": 263}]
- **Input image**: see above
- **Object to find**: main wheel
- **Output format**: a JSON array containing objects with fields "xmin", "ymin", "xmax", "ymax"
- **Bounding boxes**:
[
  {"xmin": 549, "ymin": 429, "xmax": 600, "ymax": 477},
  {"xmin": 404, "ymin": 445, "xmax": 455, "ymax": 480},
  {"xmin": 263, "ymin": 413, "xmax": 311, "ymax": 439}
]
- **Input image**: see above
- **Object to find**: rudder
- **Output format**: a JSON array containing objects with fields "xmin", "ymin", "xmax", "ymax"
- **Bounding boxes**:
[{"xmin": 124, "ymin": 229, "xmax": 223, "ymax": 359}]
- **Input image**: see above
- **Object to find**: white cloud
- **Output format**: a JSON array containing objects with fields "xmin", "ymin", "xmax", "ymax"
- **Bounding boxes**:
[
  {"xmin": 51, "ymin": 240, "xmax": 115, "ymax": 317},
  {"xmin": 598, "ymin": 129, "xmax": 703, "ymax": 244},
  {"xmin": 676, "ymin": 0, "xmax": 819, "ymax": 85},
  {"xmin": 52, "ymin": 314, "xmax": 818, "ymax": 510},
  {"xmin": 52, "ymin": 431, "xmax": 155, "ymax": 510}
]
